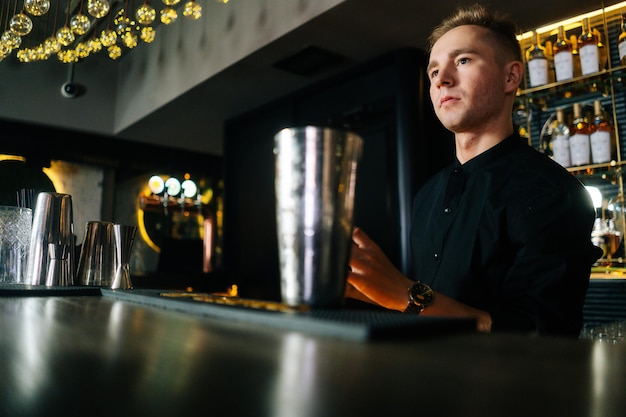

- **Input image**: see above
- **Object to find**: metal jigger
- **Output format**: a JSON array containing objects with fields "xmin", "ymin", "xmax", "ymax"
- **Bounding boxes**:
[
  {"xmin": 46, "ymin": 243, "xmax": 73, "ymax": 286},
  {"xmin": 111, "ymin": 224, "xmax": 137, "ymax": 289},
  {"xmin": 25, "ymin": 192, "xmax": 75, "ymax": 286},
  {"xmin": 274, "ymin": 126, "xmax": 363, "ymax": 308}
]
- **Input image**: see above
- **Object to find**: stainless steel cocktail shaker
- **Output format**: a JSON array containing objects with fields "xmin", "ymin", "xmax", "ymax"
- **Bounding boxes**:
[
  {"xmin": 274, "ymin": 126, "xmax": 363, "ymax": 307},
  {"xmin": 25, "ymin": 192, "xmax": 75, "ymax": 286}
]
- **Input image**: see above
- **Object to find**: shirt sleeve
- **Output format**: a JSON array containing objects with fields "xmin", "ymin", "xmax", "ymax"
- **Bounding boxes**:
[{"xmin": 489, "ymin": 184, "xmax": 601, "ymax": 336}]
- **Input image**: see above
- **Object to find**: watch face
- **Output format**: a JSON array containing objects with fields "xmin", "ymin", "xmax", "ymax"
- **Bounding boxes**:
[{"xmin": 410, "ymin": 282, "xmax": 433, "ymax": 307}]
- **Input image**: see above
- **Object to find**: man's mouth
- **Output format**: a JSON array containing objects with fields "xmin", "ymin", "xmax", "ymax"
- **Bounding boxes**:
[{"xmin": 440, "ymin": 96, "xmax": 456, "ymax": 106}]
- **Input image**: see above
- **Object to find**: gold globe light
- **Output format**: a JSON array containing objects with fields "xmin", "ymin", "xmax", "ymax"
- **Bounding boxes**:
[
  {"xmin": 58, "ymin": 48, "xmax": 78, "ymax": 63},
  {"xmin": 44, "ymin": 36, "xmax": 61, "ymax": 54},
  {"xmin": 140, "ymin": 27, "xmax": 155, "ymax": 43},
  {"xmin": 160, "ymin": 7, "xmax": 177, "ymax": 25},
  {"xmin": 122, "ymin": 32, "xmax": 138, "ymax": 48},
  {"xmin": 0, "ymin": 0, "xmax": 230, "ymax": 63},
  {"xmin": 24, "ymin": 0, "xmax": 51, "ymax": 16},
  {"xmin": 183, "ymin": 1, "xmax": 202, "ymax": 20},
  {"xmin": 0, "ymin": 43, "xmax": 12, "ymax": 58},
  {"xmin": 100, "ymin": 29, "xmax": 117, "ymax": 46},
  {"xmin": 56, "ymin": 26, "xmax": 75, "ymax": 46},
  {"xmin": 1, "ymin": 31, "xmax": 22, "ymax": 49},
  {"xmin": 16, "ymin": 49, "xmax": 31, "ymax": 62},
  {"xmin": 10, "ymin": 13, "xmax": 33, "ymax": 36},
  {"xmin": 18, "ymin": 46, "xmax": 39, "ymax": 62},
  {"xmin": 114, "ymin": 15, "xmax": 132, "ymax": 34},
  {"xmin": 107, "ymin": 44, "xmax": 122, "ymax": 59},
  {"xmin": 70, "ymin": 14, "xmax": 91, "ymax": 35},
  {"xmin": 87, "ymin": 38, "xmax": 103, "ymax": 53},
  {"xmin": 34, "ymin": 44, "xmax": 47, "ymax": 60},
  {"xmin": 76, "ymin": 42, "xmax": 90, "ymax": 58},
  {"xmin": 87, "ymin": 0, "xmax": 110, "ymax": 18},
  {"xmin": 136, "ymin": 4, "xmax": 156, "ymax": 25}
]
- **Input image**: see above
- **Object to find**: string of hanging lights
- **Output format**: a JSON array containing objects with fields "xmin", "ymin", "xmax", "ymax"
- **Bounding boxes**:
[{"xmin": 0, "ymin": 0, "xmax": 229, "ymax": 63}]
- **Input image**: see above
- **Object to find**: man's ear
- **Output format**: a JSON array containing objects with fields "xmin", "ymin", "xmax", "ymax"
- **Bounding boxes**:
[{"xmin": 505, "ymin": 61, "xmax": 523, "ymax": 92}]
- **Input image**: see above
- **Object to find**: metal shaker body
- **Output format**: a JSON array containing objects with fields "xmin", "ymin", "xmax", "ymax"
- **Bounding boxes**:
[
  {"xmin": 274, "ymin": 126, "xmax": 363, "ymax": 307},
  {"xmin": 76, "ymin": 221, "xmax": 115, "ymax": 286},
  {"xmin": 25, "ymin": 192, "xmax": 75, "ymax": 286}
]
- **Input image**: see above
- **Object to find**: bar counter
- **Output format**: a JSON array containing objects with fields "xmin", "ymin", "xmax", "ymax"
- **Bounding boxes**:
[{"xmin": 0, "ymin": 293, "xmax": 624, "ymax": 417}]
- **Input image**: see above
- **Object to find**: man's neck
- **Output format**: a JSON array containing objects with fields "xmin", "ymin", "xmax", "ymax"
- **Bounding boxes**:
[{"xmin": 454, "ymin": 128, "xmax": 514, "ymax": 164}]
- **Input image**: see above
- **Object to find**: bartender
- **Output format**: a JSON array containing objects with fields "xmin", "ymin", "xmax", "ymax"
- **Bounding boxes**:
[{"xmin": 345, "ymin": 3, "xmax": 600, "ymax": 336}]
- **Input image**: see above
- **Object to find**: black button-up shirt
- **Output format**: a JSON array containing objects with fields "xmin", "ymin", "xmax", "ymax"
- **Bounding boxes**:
[{"xmin": 410, "ymin": 134, "xmax": 600, "ymax": 336}]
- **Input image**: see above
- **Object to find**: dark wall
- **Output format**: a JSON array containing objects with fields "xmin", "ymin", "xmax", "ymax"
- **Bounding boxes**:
[
  {"xmin": 0, "ymin": 119, "xmax": 223, "ymax": 217},
  {"xmin": 223, "ymin": 48, "xmax": 453, "ymax": 301},
  {"xmin": 0, "ymin": 120, "xmax": 223, "ymax": 183}
]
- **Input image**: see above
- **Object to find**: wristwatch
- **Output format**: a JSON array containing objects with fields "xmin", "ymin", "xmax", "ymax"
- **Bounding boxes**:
[{"xmin": 404, "ymin": 281, "xmax": 434, "ymax": 314}]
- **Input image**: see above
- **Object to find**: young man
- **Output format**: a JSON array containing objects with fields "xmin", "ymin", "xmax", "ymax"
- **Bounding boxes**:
[{"xmin": 345, "ymin": 4, "xmax": 600, "ymax": 336}]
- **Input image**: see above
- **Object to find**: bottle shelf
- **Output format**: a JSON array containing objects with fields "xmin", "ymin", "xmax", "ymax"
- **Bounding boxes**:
[
  {"xmin": 518, "ymin": 69, "xmax": 612, "ymax": 101},
  {"xmin": 516, "ymin": 2, "xmax": 626, "ymax": 269},
  {"xmin": 567, "ymin": 160, "xmax": 620, "ymax": 175}
]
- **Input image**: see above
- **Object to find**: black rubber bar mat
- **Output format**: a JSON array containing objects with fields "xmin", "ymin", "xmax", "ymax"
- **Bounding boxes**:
[
  {"xmin": 101, "ymin": 289, "xmax": 476, "ymax": 341},
  {"xmin": 0, "ymin": 283, "xmax": 102, "ymax": 296}
]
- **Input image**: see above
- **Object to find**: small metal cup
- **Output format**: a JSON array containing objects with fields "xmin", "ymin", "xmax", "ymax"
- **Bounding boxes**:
[
  {"xmin": 274, "ymin": 126, "xmax": 363, "ymax": 308},
  {"xmin": 76, "ymin": 221, "xmax": 115, "ymax": 287}
]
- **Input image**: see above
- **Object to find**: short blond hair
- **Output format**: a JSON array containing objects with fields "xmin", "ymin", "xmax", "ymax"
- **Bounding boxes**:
[{"xmin": 429, "ymin": 3, "xmax": 521, "ymax": 63}]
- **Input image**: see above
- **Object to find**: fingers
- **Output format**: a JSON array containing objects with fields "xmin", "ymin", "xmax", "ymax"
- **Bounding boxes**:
[
  {"xmin": 348, "ymin": 240, "xmax": 369, "ymax": 274},
  {"xmin": 351, "ymin": 227, "xmax": 362, "ymax": 246},
  {"xmin": 351, "ymin": 226, "xmax": 373, "ymax": 248},
  {"xmin": 350, "ymin": 228, "xmax": 382, "ymax": 271}
]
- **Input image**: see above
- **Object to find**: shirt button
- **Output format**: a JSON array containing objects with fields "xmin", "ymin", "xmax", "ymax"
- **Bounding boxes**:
[
  {"xmin": 444, "ymin": 207, "xmax": 452, "ymax": 214},
  {"xmin": 453, "ymin": 168, "xmax": 462, "ymax": 175},
  {"xmin": 433, "ymin": 253, "xmax": 439, "ymax": 260}
]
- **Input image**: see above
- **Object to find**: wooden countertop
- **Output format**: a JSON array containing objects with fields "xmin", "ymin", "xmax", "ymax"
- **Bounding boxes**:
[
  {"xmin": 0, "ymin": 293, "xmax": 624, "ymax": 417},
  {"xmin": 590, "ymin": 273, "xmax": 626, "ymax": 279},
  {"xmin": 591, "ymin": 266, "xmax": 626, "ymax": 279}
]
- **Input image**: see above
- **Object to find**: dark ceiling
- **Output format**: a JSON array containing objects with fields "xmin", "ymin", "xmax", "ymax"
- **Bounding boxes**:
[
  {"xmin": 5, "ymin": 0, "xmax": 612, "ymax": 157},
  {"xmin": 116, "ymin": 0, "xmax": 605, "ymax": 155}
]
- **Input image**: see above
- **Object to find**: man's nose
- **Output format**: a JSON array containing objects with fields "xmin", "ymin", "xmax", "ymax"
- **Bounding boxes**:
[{"xmin": 433, "ymin": 65, "xmax": 453, "ymax": 87}]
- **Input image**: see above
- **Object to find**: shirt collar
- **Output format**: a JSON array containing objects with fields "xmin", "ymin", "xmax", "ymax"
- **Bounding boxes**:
[{"xmin": 454, "ymin": 133, "xmax": 523, "ymax": 174}]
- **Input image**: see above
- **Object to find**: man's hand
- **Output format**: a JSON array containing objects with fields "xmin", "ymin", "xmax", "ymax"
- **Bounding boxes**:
[
  {"xmin": 347, "ymin": 227, "xmax": 414, "ymax": 312},
  {"xmin": 346, "ymin": 227, "xmax": 492, "ymax": 332}
]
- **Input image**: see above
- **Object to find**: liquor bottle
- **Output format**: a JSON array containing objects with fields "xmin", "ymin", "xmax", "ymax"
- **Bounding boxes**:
[
  {"xmin": 594, "ymin": 28, "xmax": 608, "ymax": 71},
  {"xmin": 579, "ymin": 18, "xmax": 600, "ymax": 76},
  {"xmin": 544, "ymin": 39, "xmax": 556, "ymax": 83},
  {"xmin": 553, "ymin": 26, "xmax": 574, "ymax": 82},
  {"xmin": 569, "ymin": 103, "xmax": 591, "ymax": 166},
  {"xmin": 551, "ymin": 108, "xmax": 571, "ymax": 168},
  {"xmin": 590, "ymin": 100, "xmax": 613, "ymax": 164},
  {"xmin": 619, "ymin": 13, "xmax": 626, "ymax": 67},
  {"xmin": 526, "ymin": 31, "xmax": 548, "ymax": 87},
  {"xmin": 570, "ymin": 34, "xmax": 582, "ymax": 78}
]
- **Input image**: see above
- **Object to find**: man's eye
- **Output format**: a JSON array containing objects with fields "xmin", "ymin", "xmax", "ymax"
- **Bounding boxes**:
[
  {"xmin": 458, "ymin": 57, "xmax": 470, "ymax": 65},
  {"xmin": 430, "ymin": 70, "xmax": 438, "ymax": 79}
]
